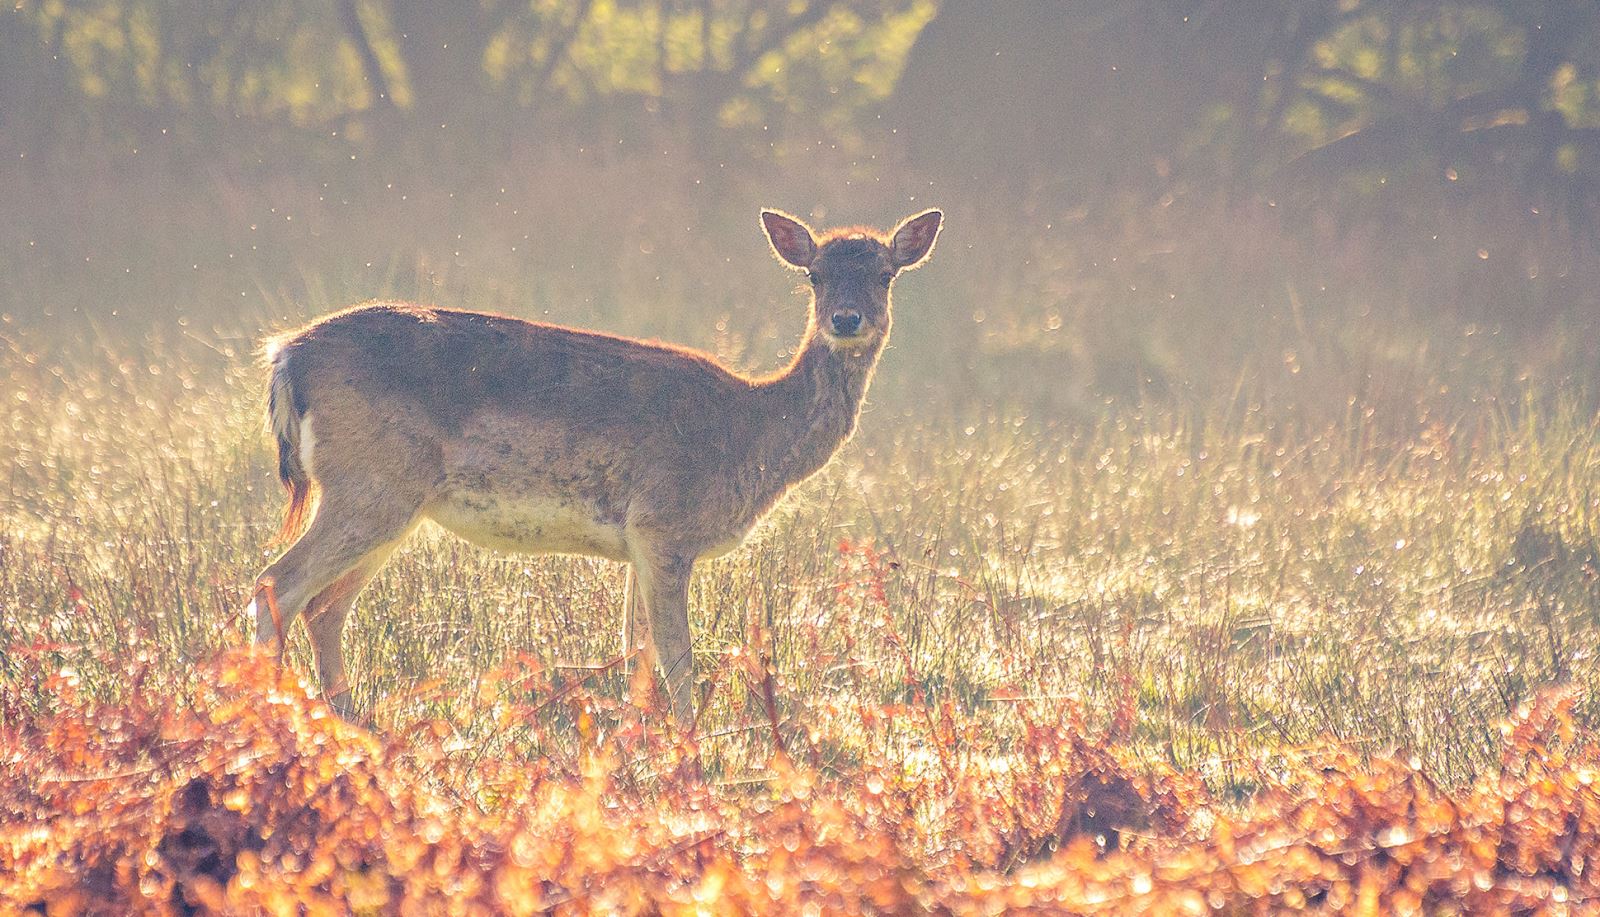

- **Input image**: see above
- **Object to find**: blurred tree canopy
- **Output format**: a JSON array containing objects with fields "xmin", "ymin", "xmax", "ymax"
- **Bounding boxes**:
[
  {"xmin": 2, "ymin": 0, "xmax": 932, "ymax": 159},
  {"xmin": 5, "ymin": 0, "xmax": 1597, "ymax": 219},
  {"xmin": 895, "ymin": 0, "xmax": 1600, "ymax": 218}
]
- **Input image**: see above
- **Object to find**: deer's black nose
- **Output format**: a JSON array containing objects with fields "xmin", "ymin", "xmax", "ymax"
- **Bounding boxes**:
[{"xmin": 830, "ymin": 311, "xmax": 863, "ymax": 336}]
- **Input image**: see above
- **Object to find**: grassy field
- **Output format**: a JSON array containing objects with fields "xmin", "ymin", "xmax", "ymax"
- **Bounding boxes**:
[
  {"xmin": 4, "ymin": 216, "xmax": 1600, "ymax": 909},
  {"xmin": 4, "ymin": 266, "xmax": 1598, "ymax": 782}
]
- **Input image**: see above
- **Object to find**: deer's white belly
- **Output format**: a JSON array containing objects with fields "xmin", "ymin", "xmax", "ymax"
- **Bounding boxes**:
[{"xmin": 426, "ymin": 491, "xmax": 629, "ymax": 561}]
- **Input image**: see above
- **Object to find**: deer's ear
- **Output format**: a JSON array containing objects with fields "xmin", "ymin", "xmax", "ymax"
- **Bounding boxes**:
[
  {"xmin": 889, "ymin": 209, "xmax": 943, "ymax": 269},
  {"xmin": 761, "ymin": 209, "xmax": 818, "ymax": 269}
]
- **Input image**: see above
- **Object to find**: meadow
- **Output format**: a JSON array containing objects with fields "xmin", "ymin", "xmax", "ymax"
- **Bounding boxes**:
[
  {"xmin": 8, "ymin": 0, "xmax": 1600, "ymax": 906},
  {"xmin": 4, "ymin": 168, "xmax": 1600, "ymax": 909}
]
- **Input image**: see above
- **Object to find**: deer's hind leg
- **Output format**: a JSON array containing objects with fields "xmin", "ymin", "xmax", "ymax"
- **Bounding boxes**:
[
  {"xmin": 250, "ymin": 470, "xmax": 423, "ymax": 662},
  {"xmin": 301, "ymin": 538, "xmax": 404, "ymax": 718}
]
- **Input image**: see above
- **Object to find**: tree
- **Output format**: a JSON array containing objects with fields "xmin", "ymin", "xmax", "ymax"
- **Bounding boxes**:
[
  {"xmin": 5, "ymin": 0, "xmax": 927, "ymax": 163},
  {"xmin": 894, "ymin": 0, "xmax": 1600, "ymax": 213}
]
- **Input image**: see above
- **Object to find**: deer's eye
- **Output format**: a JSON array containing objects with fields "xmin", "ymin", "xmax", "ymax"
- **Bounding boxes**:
[
  {"xmin": 808, "ymin": 271, "xmax": 822, "ymax": 286},
  {"xmin": 880, "ymin": 272, "xmax": 895, "ymax": 287}
]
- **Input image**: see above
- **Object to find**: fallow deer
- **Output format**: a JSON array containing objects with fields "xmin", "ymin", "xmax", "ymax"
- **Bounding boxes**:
[{"xmin": 248, "ymin": 208, "xmax": 942, "ymax": 723}]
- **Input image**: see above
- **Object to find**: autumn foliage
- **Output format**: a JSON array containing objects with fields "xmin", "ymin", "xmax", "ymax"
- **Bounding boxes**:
[{"xmin": 0, "ymin": 648, "xmax": 1595, "ymax": 916}]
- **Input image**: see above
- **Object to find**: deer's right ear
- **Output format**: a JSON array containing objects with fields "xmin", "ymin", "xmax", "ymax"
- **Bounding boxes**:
[
  {"xmin": 761, "ymin": 210, "xmax": 818, "ymax": 269},
  {"xmin": 889, "ymin": 209, "xmax": 943, "ymax": 269}
]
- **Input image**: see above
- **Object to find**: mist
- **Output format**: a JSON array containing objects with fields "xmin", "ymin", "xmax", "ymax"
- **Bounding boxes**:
[{"xmin": 6, "ymin": 4, "xmax": 1600, "ymax": 910}]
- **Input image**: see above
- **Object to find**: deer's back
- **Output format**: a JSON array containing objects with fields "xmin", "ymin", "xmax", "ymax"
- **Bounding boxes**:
[
  {"xmin": 275, "ymin": 303, "xmax": 750, "ymax": 428},
  {"xmin": 271, "ymin": 303, "xmax": 773, "ymax": 557}
]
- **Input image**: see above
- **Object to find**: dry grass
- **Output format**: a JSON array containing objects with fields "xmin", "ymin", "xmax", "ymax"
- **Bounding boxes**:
[
  {"xmin": 3, "ymin": 170, "xmax": 1600, "ymax": 907},
  {"xmin": 4, "ymin": 301, "xmax": 1598, "ymax": 787},
  {"xmin": 4, "ymin": 646, "xmax": 1599, "ymax": 913}
]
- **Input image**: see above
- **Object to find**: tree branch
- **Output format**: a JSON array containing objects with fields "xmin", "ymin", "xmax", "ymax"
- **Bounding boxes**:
[
  {"xmin": 730, "ymin": 2, "xmax": 834, "ymax": 79},
  {"xmin": 338, "ymin": 0, "xmax": 395, "ymax": 108},
  {"xmin": 531, "ymin": 0, "xmax": 595, "ymax": 104}
]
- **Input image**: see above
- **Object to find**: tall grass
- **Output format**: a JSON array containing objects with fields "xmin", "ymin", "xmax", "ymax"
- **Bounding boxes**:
[{"xmin": 4, "ymin": 286, "xmax": 1597, "ymax": 789}]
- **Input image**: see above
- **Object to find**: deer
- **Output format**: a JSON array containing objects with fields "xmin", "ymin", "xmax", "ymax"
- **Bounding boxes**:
[{"xmin": 247, "ymin": 208, "xmax": 943, "ymax": 725}]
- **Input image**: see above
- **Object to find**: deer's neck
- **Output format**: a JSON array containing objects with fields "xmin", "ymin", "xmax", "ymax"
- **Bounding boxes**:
[{"xmin": 751, "ymin": 325, "xmax": 882, "ymax": 490}]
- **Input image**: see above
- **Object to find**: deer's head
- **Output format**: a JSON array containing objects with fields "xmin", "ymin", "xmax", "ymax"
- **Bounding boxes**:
[{"xmin": 761, "ymin": 209, "xmax": 943, "ymax": 352}]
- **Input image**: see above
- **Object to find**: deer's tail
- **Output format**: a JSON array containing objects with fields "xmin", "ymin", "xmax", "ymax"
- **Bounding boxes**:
[{"xmin": 265, "ymin": 339, "xmax": 314, "ymax": 546}]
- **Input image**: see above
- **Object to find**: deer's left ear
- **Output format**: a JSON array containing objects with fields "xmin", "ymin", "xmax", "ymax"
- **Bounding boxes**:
[{"xmin": 889, "ymin": 209, "xmax": 943, "ymax": 269}]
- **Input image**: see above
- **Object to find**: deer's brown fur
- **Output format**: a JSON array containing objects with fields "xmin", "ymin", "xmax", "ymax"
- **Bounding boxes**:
[{"xmin": 249, "ymin": 209, "xmax": 942, "ymax": 722}]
